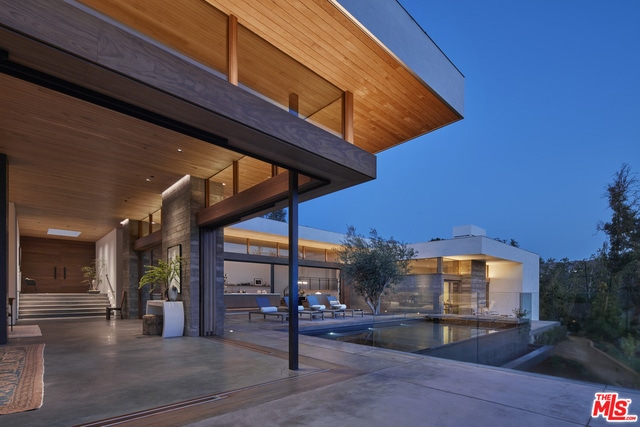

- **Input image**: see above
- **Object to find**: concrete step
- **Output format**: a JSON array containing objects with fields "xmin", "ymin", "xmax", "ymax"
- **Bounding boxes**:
[{"xmin": 19, "ymin": 293, "xmax": 110, "ymax": 319}]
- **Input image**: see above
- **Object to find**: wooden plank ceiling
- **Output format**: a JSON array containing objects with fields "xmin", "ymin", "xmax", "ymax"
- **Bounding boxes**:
[{"xmin": 0, "ymin": 73, "xmax": 245, "ymax": 241}]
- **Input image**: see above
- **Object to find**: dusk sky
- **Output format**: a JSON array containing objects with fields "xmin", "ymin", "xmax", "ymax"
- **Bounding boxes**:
[{"xmin": 299, "ymin": 0, "xmax": 640, "ymax": 261}]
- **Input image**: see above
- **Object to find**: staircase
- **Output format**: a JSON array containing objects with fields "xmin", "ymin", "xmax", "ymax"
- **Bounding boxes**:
[{"xmin": 18, "ymin": 293, "xmax": 110, "ymax": 319}]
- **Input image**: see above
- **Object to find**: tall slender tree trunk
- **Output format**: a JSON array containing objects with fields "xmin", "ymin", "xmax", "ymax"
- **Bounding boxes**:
[{"xmin": 365, "ymin": 296, "xmax": 377, "ymax": 314}]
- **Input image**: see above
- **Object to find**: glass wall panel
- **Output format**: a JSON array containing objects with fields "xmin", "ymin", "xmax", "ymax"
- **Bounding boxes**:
[
  {"xmin": 223, "ymin": 261, "xmax": 271, "ymax": 293},
  {"xmin": 411, "ymin": 258, "xmax": 438, "ymax": 274},
  {"xmin": 443, "ymin": 260, "xmax": 460, "ymax": 274}
]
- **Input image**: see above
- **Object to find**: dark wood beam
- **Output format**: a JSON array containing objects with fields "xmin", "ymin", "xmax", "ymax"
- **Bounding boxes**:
[{"xmin": 196, "ymin": 171, "xmax": 316, "ymax": 229}]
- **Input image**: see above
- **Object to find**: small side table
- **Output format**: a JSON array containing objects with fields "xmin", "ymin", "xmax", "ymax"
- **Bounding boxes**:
[{"xmin": 146, "ymin": 301, "xmax": 184, "ymax": 338}]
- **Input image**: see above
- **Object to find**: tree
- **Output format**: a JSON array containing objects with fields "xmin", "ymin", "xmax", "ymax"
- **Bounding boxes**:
[
  {"xmin": 494, "ymin": 237, "xmax": 520, "ymax": 247},
  {"xmin": 597, "ymin": 164, "xmax": 640, "ymax": 336},
  {"xmin": 263, "ymin": 208, "xmax": 287, "ymax": 222},
  {"xmin": 585, "ymin": 281, "xmax": 623, "ymax": 341},
  {"xmin": 81, "ymin": 258, "xmax": 107, "ymax": 292},
  {"xmin": 598, "ymin": 163, "xmax": 639, "ymax": 277},
  {"xmin": 539, "ymin": 258, "xmax": 578, "ymax": 324},
  {"xmin": 337, "ymin": 226, "xmax": 416, "ymax": 314}
]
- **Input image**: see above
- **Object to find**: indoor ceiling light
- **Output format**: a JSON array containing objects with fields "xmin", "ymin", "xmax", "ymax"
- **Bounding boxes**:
[{"xmin": 47, "ymin": 228, "xmax": 81, "ymax": 237}]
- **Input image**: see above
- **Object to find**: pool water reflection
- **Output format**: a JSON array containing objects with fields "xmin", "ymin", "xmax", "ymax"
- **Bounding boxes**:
[{"xmin": 304, "ymin": 320, "xmax": 502, "ymax": 353}]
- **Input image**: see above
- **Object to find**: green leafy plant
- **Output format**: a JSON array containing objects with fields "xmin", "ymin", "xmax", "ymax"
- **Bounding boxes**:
[
  {"xmin": 512, "ymin": 307, "xmax": 529, "ymax": 319},
  {"xmin": 338, "ymin": 226, "xmax": 415, "ymax": 314},
  {"xmin": 82, "ymin": 259, "xmax": 106, "ymax": 292},
  {"xmin": 138, "ymin": 257, "xmax": 183, "ymax": 297}
]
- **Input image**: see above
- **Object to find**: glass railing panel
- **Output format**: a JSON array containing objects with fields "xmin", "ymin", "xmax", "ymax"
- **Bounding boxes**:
[
  {"xmin": 248, "ymin": 239, "xmax": 278, "ymax": 257},
  {"xmin": 237, "ymin": 157, "xmax": 273, "ymax": 193},
  {"xmin": 150, "ymin": 209, "xmax": 161, "ymax": 234},
  {"xmin": 208, "ymin": 164, "xmax": 234, "ymax": 204},
  {"xmin": 237, "ymin": 24, "xmax": 343, "ymax": 137}
]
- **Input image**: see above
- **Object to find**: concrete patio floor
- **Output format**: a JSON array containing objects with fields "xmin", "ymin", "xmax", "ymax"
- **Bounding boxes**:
[{"xmin": 2, "ymin": 313, "xmax": 639, "ymax": 426}]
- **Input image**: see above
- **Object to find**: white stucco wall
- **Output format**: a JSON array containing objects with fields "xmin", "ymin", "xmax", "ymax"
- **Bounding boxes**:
[
  {"xmin": 488, "ymin": 262, "xmax": 523, "ymax": 318},
  {"xmin": 96, "ymin": 228, "xmax": 122, "ymax": 306},
  {"xmin": 410, "ymin": 235, "xmax": 540, "ymax": 320}
]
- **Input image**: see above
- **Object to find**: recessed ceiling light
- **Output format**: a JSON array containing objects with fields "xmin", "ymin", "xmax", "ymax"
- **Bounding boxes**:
[{"xmin": 48, "ymin": 228, "xmax": 81, "ymax": 237}]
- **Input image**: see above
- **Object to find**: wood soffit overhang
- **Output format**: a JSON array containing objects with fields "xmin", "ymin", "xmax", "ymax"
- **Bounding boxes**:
[
  {"xmin": 76, "ymin": 0, "xmax": 462, "ymax": 154},
  {"xmin": 206, "ymin": 0, "xmax": 462, "ymax": 152}
]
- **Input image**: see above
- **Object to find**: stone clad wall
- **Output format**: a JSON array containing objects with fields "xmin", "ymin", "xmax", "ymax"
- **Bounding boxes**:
[{"xmin": 162, "ymin": 176, "xmax": 205, "ymax": 336}]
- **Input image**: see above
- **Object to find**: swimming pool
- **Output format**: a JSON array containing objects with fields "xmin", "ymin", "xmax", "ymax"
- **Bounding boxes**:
[{"xmin": 303, "ymin": 319, "xmax": 505, "ymax": 353}]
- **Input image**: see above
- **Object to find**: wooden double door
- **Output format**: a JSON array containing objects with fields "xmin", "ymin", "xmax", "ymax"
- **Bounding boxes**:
[{"xmin": 21, "ymin": 236, "xmax": 95, "ymax": 293}]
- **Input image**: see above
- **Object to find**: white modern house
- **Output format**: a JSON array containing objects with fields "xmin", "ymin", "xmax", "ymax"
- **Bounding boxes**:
[{"xmin": 405, "ymin": 225, "xmax": 539, "ymax": 321}]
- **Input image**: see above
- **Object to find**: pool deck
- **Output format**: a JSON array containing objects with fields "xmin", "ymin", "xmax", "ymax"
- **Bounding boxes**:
[{"xmin": 2, "ymin": 313, "xmax": 638, "ymax": 426}]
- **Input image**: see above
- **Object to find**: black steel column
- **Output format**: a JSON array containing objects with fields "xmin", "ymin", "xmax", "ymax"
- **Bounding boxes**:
[
  {"xmin": 0, "ymin": 154, "xmax": 7, "ymax": 345},
  {"xmin": 288, "ymin": 171, "xmax": 299, "ymax": 370}
]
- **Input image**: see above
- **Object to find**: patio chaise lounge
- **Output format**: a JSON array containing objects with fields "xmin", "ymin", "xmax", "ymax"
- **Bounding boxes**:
[
  {"xmin": 474, "ymin": 301, "xmax": 499, "ymax": 317},
  {"xmin": 248, "ymin": 296, "xmax": 289, "ymax": 323},
  {"xmin": 327, "ymin": 295, "xmax": 364, "ymax": 317},
  {"xmin": 307, "ymin": 295, "xmax": 345, "ymax": 319},
  {"xmin": 284, "ymin": 296, "xmax": 324, "ymax": 320}
]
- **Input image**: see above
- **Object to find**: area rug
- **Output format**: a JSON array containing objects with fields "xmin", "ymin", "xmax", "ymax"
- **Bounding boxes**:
[
  {"xmin": 0, "ymin": 344, "xmax": 45, "ymax": 414},
  {"xmin": 8, "ymin": 325, "xmax": 42, "ymax": 338}
]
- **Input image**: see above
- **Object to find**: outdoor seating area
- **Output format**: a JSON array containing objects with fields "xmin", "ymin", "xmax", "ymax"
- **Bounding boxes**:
[
  {"xmin": 283, "ymin": 297, "xmax": 324, "ymax": 320},
  {"xmin": 246, "ymin": 295, "xmax": 364, "ymax": 322}
]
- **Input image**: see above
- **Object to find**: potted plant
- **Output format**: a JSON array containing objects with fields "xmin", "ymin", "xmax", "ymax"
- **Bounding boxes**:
[
  {"xmin": 82, "ymin": 259, "xmax": 106, "ymax": 294},
  {"xmin": 138, "ymin": 256, "xmax": 183, "ymax": 301},
  {"xmin": 512, "ymin": 307, "xmax": 529, "ymax": 319}
]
